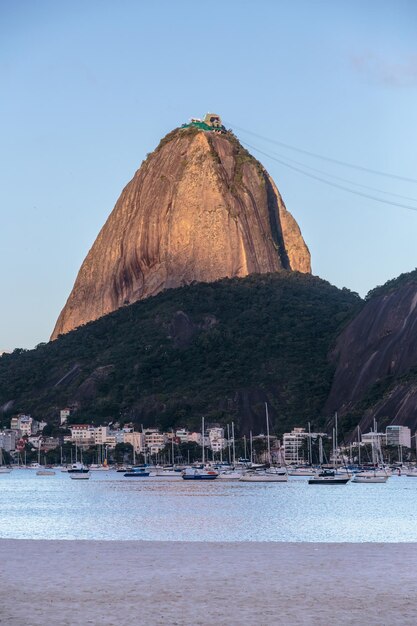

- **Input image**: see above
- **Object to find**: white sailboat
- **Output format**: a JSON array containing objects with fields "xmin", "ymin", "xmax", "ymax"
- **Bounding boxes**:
[
  {"xmin": 352, "ymin": 419, "xmax": 389, "ymax": 484},
  {"xmin": 309, "ymin": 415, "xmax": 350, "ymax": 485},
  {"xmin": 240, "ymin": 403, "xmax": 288, "ymax": 483}
]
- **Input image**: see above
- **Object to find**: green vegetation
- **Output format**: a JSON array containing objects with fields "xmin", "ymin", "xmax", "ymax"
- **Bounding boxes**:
[
  {"xmin": 0, "ymin": 273, "xmax": 361, "ymax": 435},
  {"xmin": 366, "ymin": 267, "xmax": 417, "ymax": 301}
]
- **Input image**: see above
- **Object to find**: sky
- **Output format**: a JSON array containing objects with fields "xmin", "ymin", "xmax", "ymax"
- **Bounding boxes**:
[{"xmin": 1, "ymin": 0, "xmax": 417, "ymax": 349}]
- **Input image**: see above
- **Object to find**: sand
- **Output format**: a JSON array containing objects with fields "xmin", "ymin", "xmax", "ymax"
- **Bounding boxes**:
[{"xmin": 1, "ymin": 540, "xmax": 416, "ymax": 625}]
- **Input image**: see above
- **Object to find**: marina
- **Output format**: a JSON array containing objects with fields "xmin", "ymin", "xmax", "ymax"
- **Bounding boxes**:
[{"xmin": 1, "ymin": 468, "xmax": 417, "ymax": 543}]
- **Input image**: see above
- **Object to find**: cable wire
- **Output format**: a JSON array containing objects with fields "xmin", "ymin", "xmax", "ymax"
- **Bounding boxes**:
[
  {"xmin": 226, "ymin": 121, "xmax": 417, "ymax": 184},
  {"xmin": 242, "ymin": 141, "xmax": 417, "ymax": 212}
]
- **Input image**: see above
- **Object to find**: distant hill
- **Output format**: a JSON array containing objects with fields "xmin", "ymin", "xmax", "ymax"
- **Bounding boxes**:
[
  {"xmin": 326, "ymin": 268, "xmax": 417, "ymax": 436},
  {"xmin": 0, "ymin": 273, "xmax": 360, "ymax": 436}
]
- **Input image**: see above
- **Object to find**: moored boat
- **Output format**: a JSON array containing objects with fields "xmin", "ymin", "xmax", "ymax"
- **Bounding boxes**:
[
  {"xmin": 36, "ymin": 469, "xmax": 56, "ymax": 476},
  {"xmin": 239, "ymin": 467, "xmax": 288, "ymax": 482},
  {"xmin": 308, "ymin": 469, "xmax": 350, "ymax": 485},
  {"xmin": 68, "ymin": 463, "xmax": 90, "ymax": 479},
  {"xmin": 352, "ymin": 472, "xmax": 388, "ymax": 483},
  {"xmin": 124, "ymin": 467, "xmax": 151, "ymax": 477},
  {"xmin": 181, "ymin": 467, "xmax": 219, "ymax": 480}
]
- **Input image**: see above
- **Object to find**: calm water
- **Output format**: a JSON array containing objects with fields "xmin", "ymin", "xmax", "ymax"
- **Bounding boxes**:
[{"xmin": 0, "ymin": 470, "xmax": 416, "ymax": 542}]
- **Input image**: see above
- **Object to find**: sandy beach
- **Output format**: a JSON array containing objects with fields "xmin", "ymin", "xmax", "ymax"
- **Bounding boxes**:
[{"xmin": 1, "ymin": 540, "xmax": 417, "ymax": 625}]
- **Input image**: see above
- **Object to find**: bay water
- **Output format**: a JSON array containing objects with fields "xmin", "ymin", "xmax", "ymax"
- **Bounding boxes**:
[{"xmin": 1, "ymin": 470, "xmax": 416, "ymax": 542}]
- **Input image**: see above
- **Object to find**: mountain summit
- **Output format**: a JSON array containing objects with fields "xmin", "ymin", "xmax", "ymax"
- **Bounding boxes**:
[{"xmin": 51, "ymin": 115, "xmax": 311, "ymax": 339}]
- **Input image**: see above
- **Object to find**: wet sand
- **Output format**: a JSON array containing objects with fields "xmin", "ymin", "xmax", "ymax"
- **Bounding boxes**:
[{"xmin": 1, "ymin": 540, "xmax": 416, "ymax": 625}]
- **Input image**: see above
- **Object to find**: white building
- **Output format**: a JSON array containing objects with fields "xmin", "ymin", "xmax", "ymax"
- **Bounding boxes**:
[
  {"xmin": 60, "ymin": 409, "xmax": 71, "ymax": 426},
  {"xmin": 283, "ymin": 428, "xmax": 309, "ymax": 463},
  {"xmin": 70, "ymin": 425, "xmax": 95, "ymax": 447},
  {"xmin": 361, "ymin": 431, "xmax": 386, "ymax": 447},
  {"xmin": 144, "ymin": 429, "xmax": 166, "ymax": 455},
  {"xmin": 94, "ymin": 426, "xmax": 109, "ymax": 445},
  {"xmin": 208, "ymin": 427, "xmax": 226, "ymax": 452},
  {"xmin": 175, "ymin": 429, "xmax": 189, "ymax": 443},
  {"xmin": 386, "ymin": 425, "xmax": 411, "ymax": 448}
]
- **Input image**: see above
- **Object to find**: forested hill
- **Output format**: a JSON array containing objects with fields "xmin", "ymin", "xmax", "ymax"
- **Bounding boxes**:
[{"xmin": 0, "ymin": 273, "xmax": 361, "ymax": 435}]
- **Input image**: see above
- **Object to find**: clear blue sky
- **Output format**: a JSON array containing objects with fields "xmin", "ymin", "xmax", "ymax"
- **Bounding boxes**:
[{"xmin": 1, "ymin": 0, "xmax": 416, "ymax": 349}]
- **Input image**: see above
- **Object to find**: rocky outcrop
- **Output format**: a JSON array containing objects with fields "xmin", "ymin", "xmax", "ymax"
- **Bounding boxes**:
[
  {"xmin": 51, "ymin": 126, "xmax": 310, "ymax": 339},
  {"xmin": 325, "ymin": 280, "xmax": 417, "ymax": 431}
]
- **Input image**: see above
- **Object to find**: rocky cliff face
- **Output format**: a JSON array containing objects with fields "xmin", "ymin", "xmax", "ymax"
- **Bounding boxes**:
[
  {"xmin": 51, "ymin": 126, "xmax": 310, "ymax": 339},
  {"xmin": 325, "ymin": 277, "xmax": 417, "ymax": 432}
]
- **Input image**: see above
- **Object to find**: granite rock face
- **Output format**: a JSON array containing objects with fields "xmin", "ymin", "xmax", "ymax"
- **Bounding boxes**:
[
  {"xmin": 52, "ymin": 127, "xmax": 311, "ymax": 339},
  {"xmin": 325, "ymin": 281, "xmax": 417, "ymax": 432}
]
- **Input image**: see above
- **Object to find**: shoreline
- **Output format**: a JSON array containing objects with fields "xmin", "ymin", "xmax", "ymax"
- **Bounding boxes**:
[{"xmin": 1, "ymin": 540, "xmax": 417, "ymax": 625}]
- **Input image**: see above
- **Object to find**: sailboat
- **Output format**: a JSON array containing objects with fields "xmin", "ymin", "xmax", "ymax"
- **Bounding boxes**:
[
  {"xmin": 308, "ymin": 415, "xmax": 350, "ymax": 485},
  {"xmin": 240, "ymin": 404, "xmax": 288, "ymax": 482},
  {"xmin": 352, "ymin": 420, "xmax": 389, "ymax": 484}
]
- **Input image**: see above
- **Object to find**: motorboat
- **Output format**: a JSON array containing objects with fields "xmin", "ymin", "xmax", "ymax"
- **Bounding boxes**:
[
  {"xmin": 124, "ymin": 467, "xmax": 151, "ymax": 477},
  {"xmin": 308, "ymin": 469, "xmax": 350, "ymax": 485},
  {"xmin": 68, "ymin": 463, "xmax": 90, "ymax": 480},
  {"xmin": 181, "ymin": 467, "xmax": 219, "ymax": 480}
]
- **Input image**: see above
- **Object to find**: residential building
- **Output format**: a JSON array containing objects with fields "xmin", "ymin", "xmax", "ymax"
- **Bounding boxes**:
[
  {"xmin": 175, "ymin": 429, "xmax": 189, "ymax": 443},
  {"xmin": 94, "ymin": 426, "xmax": 109, "ymax": 445},
  {"xmin": 70, "ymin": 425, "xmax": 95, "ymax": 447},
  {"xmin": 123, "ymin": 431, "xmax": 144, "ymax": 453},
  {"xmin": 60, "ymin": 409, "xmax": 71, "ymax": 426},
  {"xmin": 283, "ymin": 428, "xmax": 308, "ymax": 464},
  {"xmin": 144, "ymin": 429, "xmax": 167, "ymax": 455},
  {"xmin": 386, "ymin": 425, "xmax": 411, "ymax": 448},
  {"xmin": 208, "ymin": 427, "xmax": 226, "ymax": 452},
  {"xmin": 361, "ymin": 431, "xmax": 386, "ymax": 447}
]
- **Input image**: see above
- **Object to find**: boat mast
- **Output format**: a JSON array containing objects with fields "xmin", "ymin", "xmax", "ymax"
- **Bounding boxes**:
[
  {"xmin": 250, "ymin": 430, "xmax": 253, "ymax": 464},
  {"xmin": 265, "ymin": 403, "xmax": 271, "ymax": 465},
  {"xmin": 231, "ymin": 422, "xmax": 236, "ymax": 466},
  {"xmin": 202, "ymin": 416, "xmax": 205, "ymax": 465},
  {"xmin": 308, "ymin": 421, "xmax": 312, "ymax": 465}
]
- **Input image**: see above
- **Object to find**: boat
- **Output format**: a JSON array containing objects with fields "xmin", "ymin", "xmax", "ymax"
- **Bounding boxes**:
[
  {"xmin": 155, "ymin": 467, "xmax": 183, "ymax": 478},
  {"xmin": 36, "ymin": 469, "xmax": 56, "ymax": 476},
  {"xmin": 287, "ymin": 466, "xmax": 316, "ymax": 476},
  {"xmin": 308, "ymin": 469, "xmax": 350, "ymax": 485},
  {"xmin": 124, "ymin": 467, "xmax": 151, "ymax": 477},
  {"xmin": 240, "ymin": 403, "xmax": 288, "ymax": 483},
  {"xmin": 309, "ymin": 414, "xmax": 351, "ymax": 485},
  {"xmin": 68, "ymin": 462, "xmax": 90, "ymax": 480},
  {"xmin": 405, "ymin": 467, "xmax": 417, "ymax": 477},
  {"xmin": 218, "ymin": 469, "xmax": 243, "ymax": 480},
  {"xmin": 181, "ymin": 467, "xmax": 219, "ymax": 480},
  {"xmin": 239, "ymin": 468, "xmax": 287, "ymax": 482},
  {"xmin": 89, "ymin": 464, "xmax": 110, "ymax": 471},
  {"xmin": 352, "ymin": 471, "xmax": 388, "ymax": 483}
]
